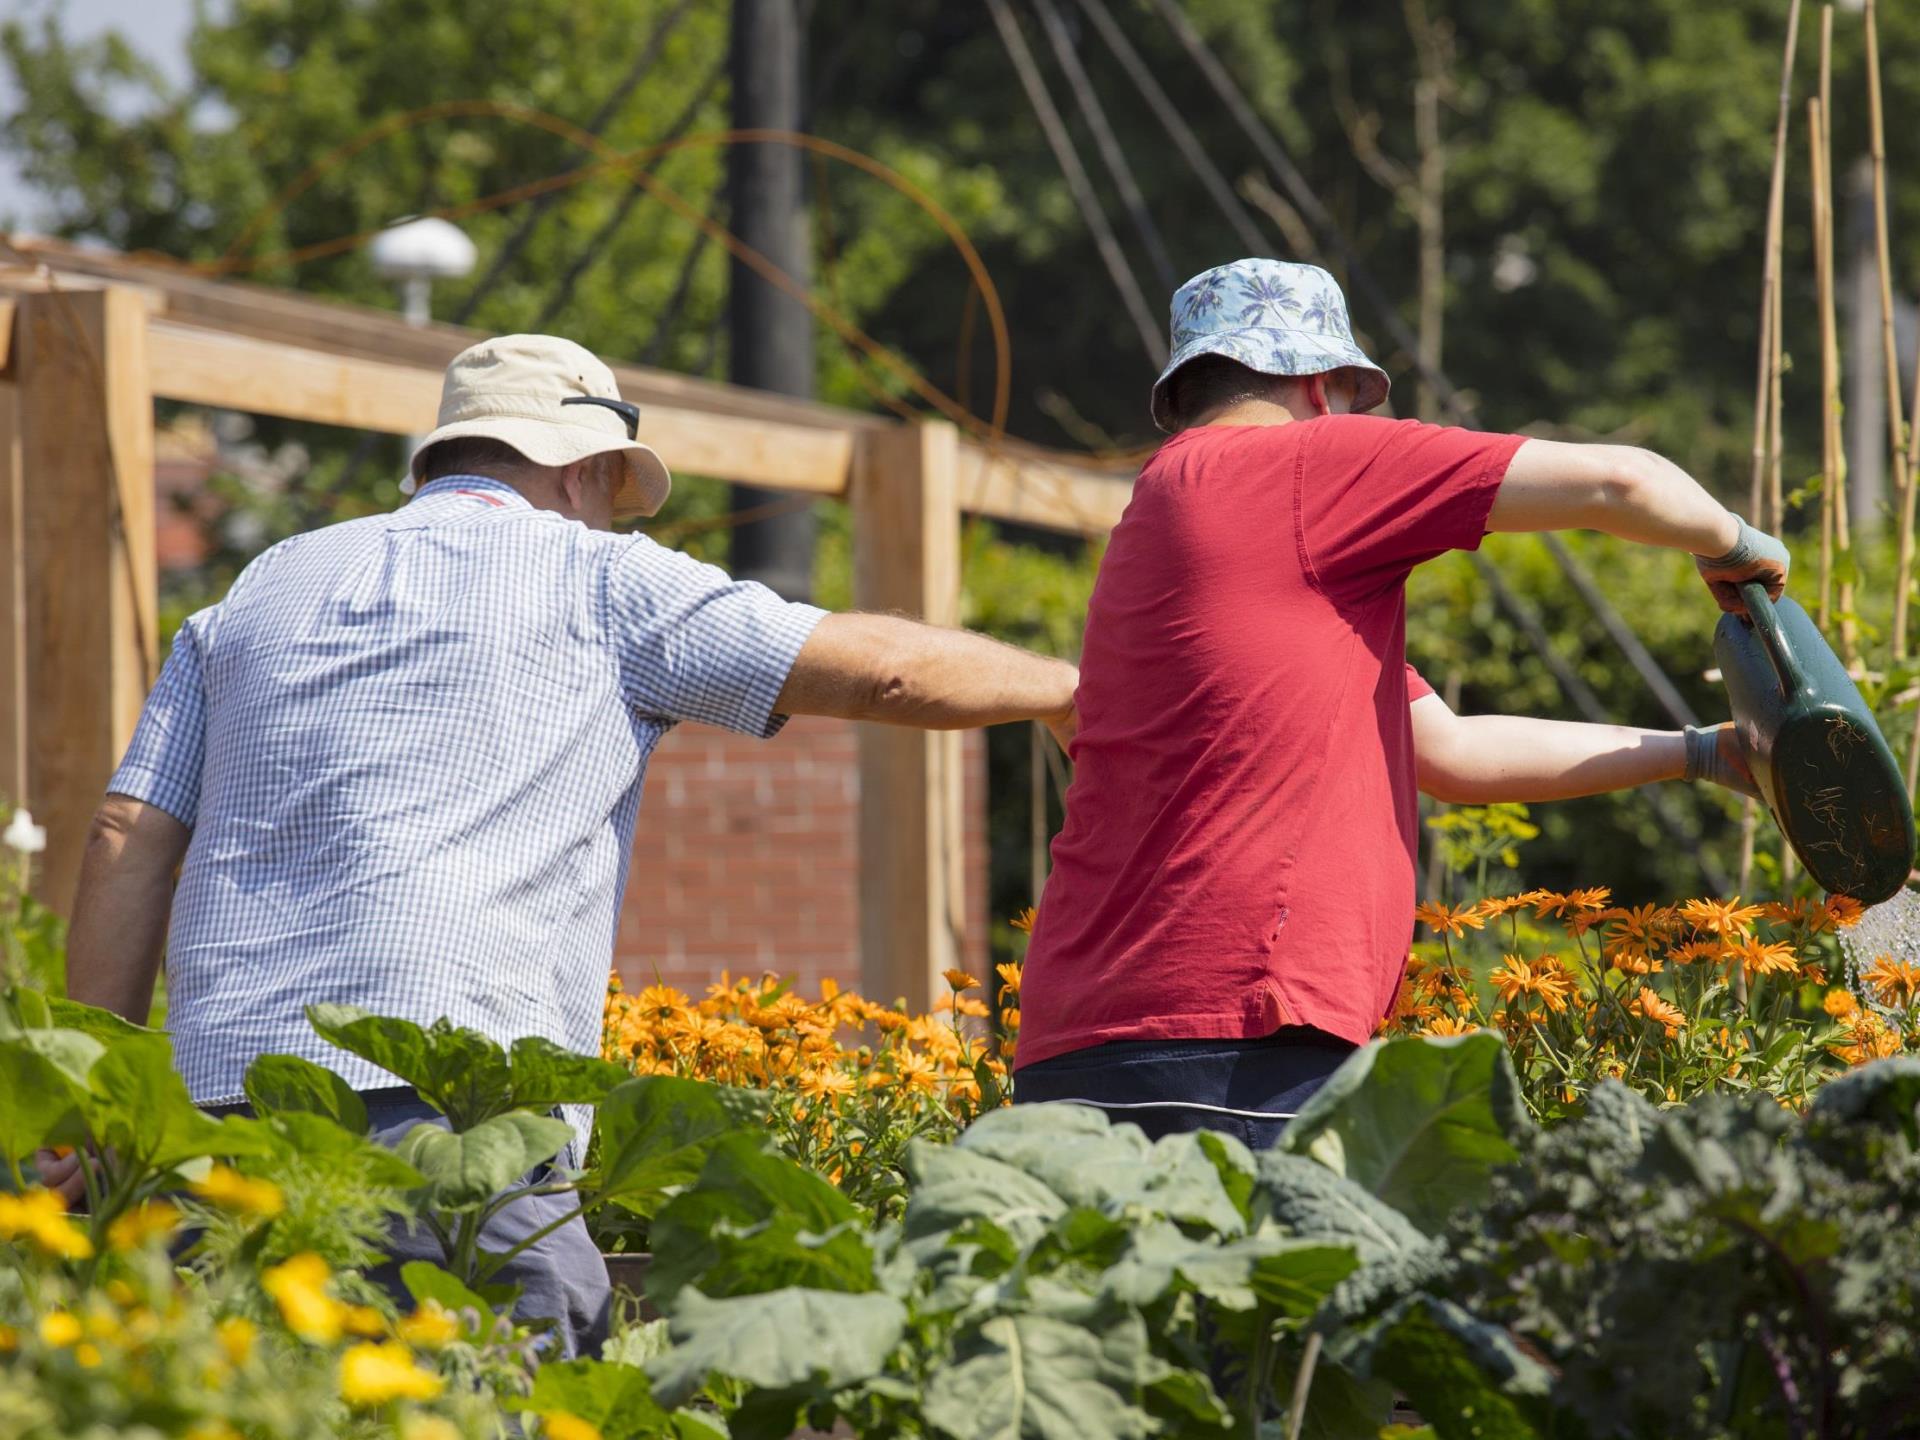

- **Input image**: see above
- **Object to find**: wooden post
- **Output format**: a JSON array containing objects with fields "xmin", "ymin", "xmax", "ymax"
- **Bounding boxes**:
[
  {"xmin": 0, "ymin": 373, "xmax": 25, "ymax": 810},
  {"xmin": 852, "ymin": 419, "xmax": 963, "ymax": 1011},
  {"xmin": 16, "ymin": 287, "xmax": 156, "ymax": 913}
]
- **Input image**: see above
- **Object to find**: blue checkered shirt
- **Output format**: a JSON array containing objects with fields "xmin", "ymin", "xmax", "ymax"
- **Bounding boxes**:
[{"xmin": 110, "ymin": 476, "xmax": 824, "ymax": 1149}]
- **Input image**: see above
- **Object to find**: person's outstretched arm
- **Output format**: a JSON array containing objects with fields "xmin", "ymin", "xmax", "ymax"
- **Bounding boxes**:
[
  {"xmin": 1488, "ymin": 439, "xmax": 1788, "ymax": 614},
  {"xmin": 1411, "ymin": 693, "xmax": 1755, "ymax": 805},
  {"xmin": 66, "ymin": 794, "xmax": 189, "ymax": 1022},
  {"xmin": 775, "ymin": 613, "xmax": 1078, "ymax": 747}
]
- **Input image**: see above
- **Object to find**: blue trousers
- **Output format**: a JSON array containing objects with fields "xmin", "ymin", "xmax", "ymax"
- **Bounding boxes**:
[
  {"xmin": 1012, "ymin": 1027, "xmax": 1356, "ymax": 1150},
  {"xmin": 205, "ymin": 1088, "xmax": 610, "ymax": 1358}
]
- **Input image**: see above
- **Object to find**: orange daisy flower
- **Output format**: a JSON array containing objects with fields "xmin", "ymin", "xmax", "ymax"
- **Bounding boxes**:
[
  {"xmin": 1631, "ymin": 987, "xmax": 1686, "ymax": 1036},
  {"xmin": 1414, "ymin": 901, "xmax": 1487, "ymax": 937},
  {"xmin": 1863, "ymin": 954, "xmax": 1920, "ymax": 1008},
  {"xmin": 1679, "ymin": 896, "xmax": 1764, "ymax": 940}
]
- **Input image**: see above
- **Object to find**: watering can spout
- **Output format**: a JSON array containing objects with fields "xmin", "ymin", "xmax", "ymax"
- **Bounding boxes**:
[{"xmin": 1714, "ymin": 584, "xmax": 1914, "ymax": 903}]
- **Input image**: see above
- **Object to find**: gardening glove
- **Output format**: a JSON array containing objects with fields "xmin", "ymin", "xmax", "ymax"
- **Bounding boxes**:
[
  {"xmin": 1684, "ymin": 722, "xmax": 1763, "ymax": 802},
  {"xmin": 1693, "ymin": 514, "xmax": 1790, "ymax": 617}
]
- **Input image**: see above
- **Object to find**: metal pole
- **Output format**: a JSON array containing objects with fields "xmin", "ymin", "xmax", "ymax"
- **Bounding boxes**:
[{"xmin": 728, "ymin": 0, "xmax": 816, "ymax": 600}]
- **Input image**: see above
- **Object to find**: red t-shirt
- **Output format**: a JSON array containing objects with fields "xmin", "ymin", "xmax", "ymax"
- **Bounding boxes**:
[{"xmin": 1016, "ymin": 414, "xmax": 1524, "ymax": 1066}]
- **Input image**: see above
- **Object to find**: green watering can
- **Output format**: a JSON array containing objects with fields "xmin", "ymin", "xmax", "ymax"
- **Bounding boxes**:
[{"xmin": 1714, "ymin": 581, "xmax": 1915, "ymax": 903}]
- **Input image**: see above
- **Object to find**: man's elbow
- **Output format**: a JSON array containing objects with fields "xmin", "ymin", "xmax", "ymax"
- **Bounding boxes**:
[
  {"xmin": 1594, "ymin": 446, "xmax": 1660, "ymax": 523},
  {"xmin": 82, "ymin": 795, "xmax": 188, "ymax": 882}
]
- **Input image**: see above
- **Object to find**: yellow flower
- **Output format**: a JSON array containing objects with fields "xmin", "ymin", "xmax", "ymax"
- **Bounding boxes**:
[
  {"xmin": 1630, "ymin": 987, "xmax": 1686, "ymax": 1037},
  {"xmin": 953, "ymin": 996, "xmax": 990, "ymax": 1019},
  {"xmin": 894, "ymin": 1051, "xmax": 941, "ymax": 1093},
  {"xmin": 339, "ymin": 1341, "xmax": 445, "ymax": 1406},
  {"xmin": 995, "ymin": 961, "xmax": 1022, "ymax": 996},
  {"xmin": 1832, "ymin": 1013, "xmax": 1902, "ymax": 1066},
  {"xmin": 39, "ymin": 1311, "xmax": 82, "ymax": 1347},
  {"xmin": 1825, "ymin": 895, "xmax": 1865, "ymax": 929},
  {"xmin": 74, "ymin": 1342, "xmax": 102, "ymax": 1368},
  {"xmin": 185, "ymin": 1424, "xmax": 245, "ymax": 1440},
  {"xmin": 0, "ymin": 1188, "xmax": 92, "ymax": 1260},
  {"xmin": 1823, "ymin": 988, "xmax": 1862, "ymax": 1020},
  {"xmin": 262, "ymin": 1253, "xmax": 346, "ymax": 1343},
  {"xmin": 1863, "ymin": 954, "xmax": 1920, "ymax": 1008},
  {"xmin": 396, "ymin": 1301, "xmax": 461, "ymax": 1350},
  {"xmin": 0, "ymin": 1324, "xmax": 17, "ymax": 1351},
  {"xmin": 1678, "ymin": 896, "xmax": 1763, "ymax": 940},
  {"xmin": 1725, "ymin": 935, "xmax": 1799, "ymax": 981},
  {"xmin": 1009, "ymin": 907, "xmax": 1038, "ymax": 934},
  {"xmin": 344, "ymin": 1305, "xmax": 388, "ymax": 1338},
  {"xmin": 404, "ymin": 1419, "xmax": 465, "ymax": 1440},
  {"xmin": 942, "ymin": 969, "xmax": 982, "ymax": 993},
  {"xmin": 107, "ymin": 1200, "xmax": 181, "ymax": 1252},
  {"xmin": 542, "ymin": 1413, "xmax": 605, "ymax": 1440},
  {"xmin": 1421, "ymin": 1016, "xmax": 1477, "ymax": 1038},
  {"xmin": 797, "ymin": 1067, "xmax": 855, "ymax": 1101},
  {"xmin": 217, "ymin": 1316, "xmax": 258, "ymax": 1367},
  {"xmin": 1488, "ymin": 955, "xmax": 1571, "ymax": 1012},
  {"xmin": 1669, "ymin": 940, "xmax": 1723, "ymax": 966},
  {"xmin": 191, "ymin": 1165, "xmax": 285, "ymax": 1218},
  {"xmin": 1002, "ymin": 1006, "xmax": 1021, "ymax": 1030},
  {"xmin": 1414, "ymin": 901, "xmax": 1485, "ymax": 937}
]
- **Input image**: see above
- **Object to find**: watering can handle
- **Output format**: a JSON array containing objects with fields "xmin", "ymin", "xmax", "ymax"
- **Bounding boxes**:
[{"xmin": 1740, "ymin": 581, "xmax": 1805, "ymax": 701}]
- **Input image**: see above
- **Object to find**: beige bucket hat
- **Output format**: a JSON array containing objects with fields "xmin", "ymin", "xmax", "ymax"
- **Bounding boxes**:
[{"xmin": 406, "ymin": 334, "xmax": 671, "ymax": 517}]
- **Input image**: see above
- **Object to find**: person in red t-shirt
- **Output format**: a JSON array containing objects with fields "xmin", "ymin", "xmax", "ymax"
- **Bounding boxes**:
[{"xmin": 1015, "ymin": 259, "xmax": 1788, "ymax": 1148}]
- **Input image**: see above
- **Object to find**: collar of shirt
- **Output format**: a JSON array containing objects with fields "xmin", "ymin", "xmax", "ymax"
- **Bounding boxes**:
[{"xmin": 411, "ymin": 474, "xmax": 533, "ymax": 512}]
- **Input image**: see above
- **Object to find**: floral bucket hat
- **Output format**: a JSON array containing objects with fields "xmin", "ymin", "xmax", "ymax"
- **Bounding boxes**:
[{"xmin": 1149, "ymin": 258, "xmax": 1391, "ymax": 432}]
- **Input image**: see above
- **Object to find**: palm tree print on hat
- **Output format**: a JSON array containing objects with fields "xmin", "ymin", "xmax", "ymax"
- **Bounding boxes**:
[{"xmin": 1236, "ymin": 272, "xmax": 1300, "ymax": 324}]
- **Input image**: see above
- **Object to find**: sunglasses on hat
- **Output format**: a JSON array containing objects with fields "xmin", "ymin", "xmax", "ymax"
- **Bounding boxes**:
[{"xmin": 561, "ymin": 395, "xmax": 641, "ymax": 440}]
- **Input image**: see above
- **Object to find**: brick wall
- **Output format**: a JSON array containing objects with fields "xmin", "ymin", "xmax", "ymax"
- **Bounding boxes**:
[{"xmin": 614, "ymin": 716, "xmax": 989, "ymax": 1001}]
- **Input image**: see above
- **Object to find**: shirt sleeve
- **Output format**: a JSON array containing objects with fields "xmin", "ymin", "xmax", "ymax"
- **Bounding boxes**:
[
  {"xmin": 603, "ymin": 535, "xmax": 827, "ymax": 736},
  {"xmin": 1298, "ymin": 415, "xmax": 1525, "ymax": 598},
  {"xmin": 1405, "ymin": 663, "xmax": 1435, "ymax": 703},
  {"xmin": 108, "ymin": 619, "xmax": 209, "ymax": 827}
]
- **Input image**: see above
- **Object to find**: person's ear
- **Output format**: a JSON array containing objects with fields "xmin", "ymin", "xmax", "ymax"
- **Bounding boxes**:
[{"xmin": 1306, "ymin": 373, "xmax": 1331, "ymax": 418}]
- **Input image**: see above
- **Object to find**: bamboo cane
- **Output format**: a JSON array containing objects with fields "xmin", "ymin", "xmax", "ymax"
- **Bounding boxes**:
[
  {"xmin": 1750, "ymin": 0, "xmax": 1804, "ymax": 524},
  {"xmin": 1820, "ymin": 8, "xmax": 1859, "ymax": 665},
  {"xmin": 1770, "ymin": 241, "xmax": 1787, "ymax": 535},
  {"xmin": 1867, "ymin": 0, "xmax": 1917, "ymax": 659},
  {"xmin": 1813, "ymin": 100, "xmax": 1834, "ymax": 627}
]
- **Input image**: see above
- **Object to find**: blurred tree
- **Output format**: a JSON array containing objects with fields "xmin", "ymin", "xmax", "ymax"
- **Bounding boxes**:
[{"xmin": 10, "ymin": 0, "xmax": 1920, "ymax": 913}]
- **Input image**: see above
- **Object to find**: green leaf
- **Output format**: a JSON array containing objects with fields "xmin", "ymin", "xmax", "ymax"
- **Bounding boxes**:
[
  {"xmin": 1349, "ymin": 1296, "xmax": 1552, "ymax": 1440},
  {"xmin": 647, "ymin": 1134, "xmax": 868, "ymax": 1306},
  {"xmin": 84, "ymin": 1037, "xmax": 273, "ymax": 1174},
  {"xmin": 244, "ymin": 1054, "xmax": 368, "ymax": 1133},
  {"xmin": 305, "ymin": 1004, "xmax": 513, "ymax": 1131},
  {"xmin": 0, "ymin": 1028, "xmax": 101, "ymax": 1160},
  {"xmin": 902, "ymin": 1139, "xmax": 1069, "ymax": 1260},
  {"xmin": 1252, "ymin": 1153, "xmax": 1428, "ymax": 1263},
  {"xmin": 509, "ymin": 1035, "xmax": 632, "ymax": 1110},
  {"xmin": 922, "ymin": 1311, "xmax": 1159, "ymax": 1440},
  {"xmin": 1279, "ymin": 1036, "xmax": 1530, "ymax": 1234},
  {"xmin": 1101, "ymin": 1220, "xmax": 1356, "ymax": 1315},
  {"xmin": 592, "ymin": 1075, "xmax": 771, "ymax": 1218},
  {"xmin": 396, "ymin": 1111, "xmax": 573, "ymax": 1210},
  {"xmin": 950, "ymin": 1101, "xmax": 1158, "ymax": 1209},
  {"xmin": 508, "ymin": 1359, "xmax": 670, "ymax": 1440},
  {"xmin": 45, "ymin": 995, "xmax": 160, "ymax": 1046},
  {"xmin": 260, "ymin": 1112, "xmax": 423, "ymax": 1190},
  {"xmin": 645, "ymin": 1287, "xmax": 906, "ymax": 1408},
  {"xmin": 1810, "ymin": 1056, "xmax": 1920, "ymax": 1140}
]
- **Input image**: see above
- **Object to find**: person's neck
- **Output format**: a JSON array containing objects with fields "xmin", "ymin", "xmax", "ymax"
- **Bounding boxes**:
[{"xmin": 1198, "ymin": 396, "xmax": 1320, "ymax": 428}]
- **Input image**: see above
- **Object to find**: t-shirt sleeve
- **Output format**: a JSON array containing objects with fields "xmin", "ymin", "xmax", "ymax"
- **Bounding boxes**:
[
  {"xmin": 108, "ymin": 620, "xmax": 209, "ymax": 827},
  {"xmin": 1298, "ymin": 415, "xmax": 1525, "ymax": 597},
  {"xmin": 603, "ymin": 535, "xmax": 827, "ymax": 737},
  {"xmin": 1405, "ymin": 663, "xmax": 1435, "ymax": 703}
]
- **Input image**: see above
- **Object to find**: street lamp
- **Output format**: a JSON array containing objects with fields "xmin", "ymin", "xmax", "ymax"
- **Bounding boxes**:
[{"xmin": 369, "ymin": 217, "xmax": 476, "ymax": 327}]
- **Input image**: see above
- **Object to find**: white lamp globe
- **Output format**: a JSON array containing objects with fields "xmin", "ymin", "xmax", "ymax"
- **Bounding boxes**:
[{"xmin": 369, "ymin": 217, "xmax": 477, "ymax": 281}]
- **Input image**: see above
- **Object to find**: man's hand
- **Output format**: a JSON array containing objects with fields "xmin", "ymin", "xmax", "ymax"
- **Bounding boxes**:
[
  {"xmin": 1044, "ymin": 700, "xmax": 1078, "ymax": 752},
  {"xmin": 32, "ymin": 1147, "xmax": 88, "ymax": 1209},
  {"xmin": 1685, "ymin": 721, "xmax": 1763, "ymax": 801},
  {"xmin": 1693, "ymin": 517, "xmax": 1791, "ymax": 617}
]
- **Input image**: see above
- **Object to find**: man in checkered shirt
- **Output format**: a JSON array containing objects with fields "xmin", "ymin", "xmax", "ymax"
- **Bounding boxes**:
[{"xmin": 46, "ymin": 335, "xmax": 1079, "ymax": 1353}]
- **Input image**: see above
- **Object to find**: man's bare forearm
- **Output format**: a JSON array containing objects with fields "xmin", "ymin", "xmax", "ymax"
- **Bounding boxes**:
[
  {"xmin": 1416, "ymin": 712, "xmax": 1684, "ymax": 804},
  {"xmin": 776, "ymin": 613, "xmax": 1078, "ymax": 732},
  {"xmin": 65, "ymin": 796, "xmax": 189, "ymax": 1022},
  {"xmin": 1491, "ymin": 440, "xmax": 1740, "ymax": 555}
]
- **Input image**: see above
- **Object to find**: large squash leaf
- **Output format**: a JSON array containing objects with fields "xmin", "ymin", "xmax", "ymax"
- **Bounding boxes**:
[
  {"xmin": 0, "ymin": 1027, "xmax": 100, "ymax": 1160},
  {"xmin": 646, "ymin": 1286, "xmax": 906, "ymax": 1408},
  {"xmin": 592, "ymin": 1075, "xmax": 770, "ymax": 1218},
  {"xmin": 506, "ymin": 1358, "xmax": 671, "ymax": 1440},
  {"xmin": 395, "ymin": 1112, "xmax": 572, "ymax": 1210},
  {"xmin": 244, "ymin": 1053, "xmax": 368, "ymax": 1133},
  {"xmin": 922, "ymin": 1311, "xmax": 1159, "ymax": 1440},
  {"xmin": 1279, "ymin": 1035, "xmax": 1530, "ymax": 1234}
]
